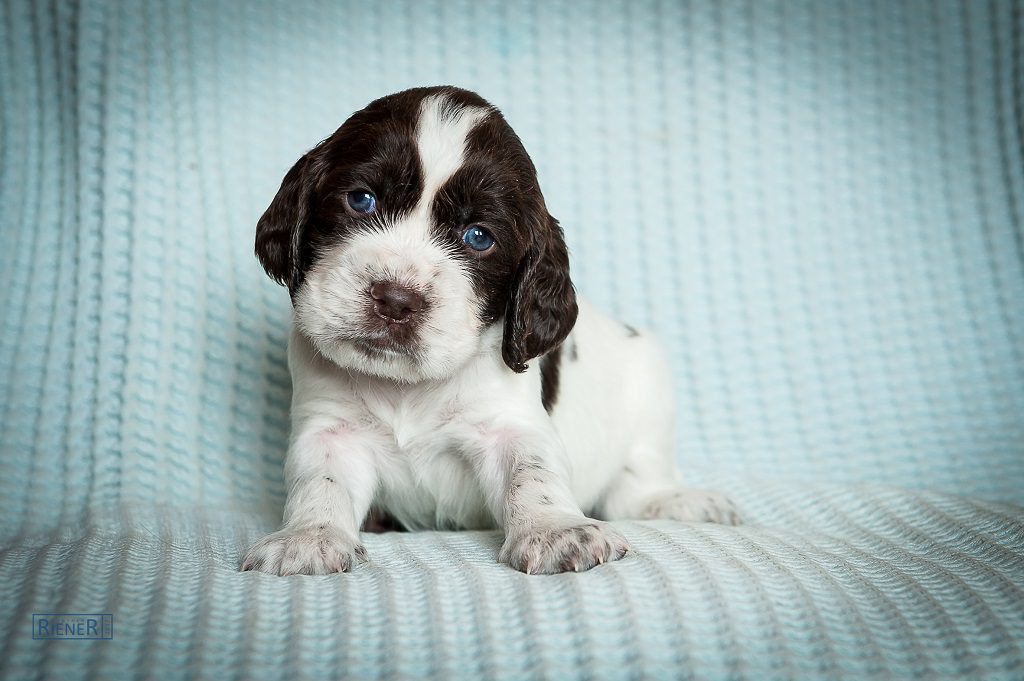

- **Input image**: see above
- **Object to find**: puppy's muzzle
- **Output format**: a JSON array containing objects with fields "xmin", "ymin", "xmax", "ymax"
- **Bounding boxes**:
[{"xmin": 369, "ymin": 281, "xmax": 426, "ymax": 323}]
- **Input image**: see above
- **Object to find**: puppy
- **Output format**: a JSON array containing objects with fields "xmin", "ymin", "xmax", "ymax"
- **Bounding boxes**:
[{"xmin": 242, "ymin": 86, "xmax": 739, "ymax": 576}]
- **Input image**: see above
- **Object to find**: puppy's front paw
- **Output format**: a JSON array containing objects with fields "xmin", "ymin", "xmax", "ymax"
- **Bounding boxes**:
[
  {"xmin": 500, "ymin": 519, "xmax": 630, "ymax": 574},
  {"xmin": 241, "ymin": 526, "xmax": 366, "ymax": 575},
  {"xmin": 641, "ymin": 489, "xmax": 741, "ymax": 525}
]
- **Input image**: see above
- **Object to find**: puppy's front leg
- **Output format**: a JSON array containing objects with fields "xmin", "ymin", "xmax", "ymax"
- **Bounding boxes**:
[
  {"xmin": 474, "ymin": 428, "xmax": 630, "ymax": 574},
  {"xmin": 241, "ymin": 422, "xmax": 378, "ymax": 575}
]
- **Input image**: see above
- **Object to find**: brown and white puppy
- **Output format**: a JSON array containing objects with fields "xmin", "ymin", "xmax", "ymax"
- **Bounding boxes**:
[{"xmin": 242, "ymin": 86, "xmax": 739, "ymax": 576}]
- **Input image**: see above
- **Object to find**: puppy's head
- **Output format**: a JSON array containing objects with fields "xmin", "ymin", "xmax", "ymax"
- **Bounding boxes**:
[{"xmin": 256, "ymin": 86, "xmax": 577, "ymax": 382}]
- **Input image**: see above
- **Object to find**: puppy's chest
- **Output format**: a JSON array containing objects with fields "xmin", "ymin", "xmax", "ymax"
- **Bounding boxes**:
[
  {"xmin": 356, "ymin": 385, "xmax": 463, "ymax": 454},
  {"xmin": 354, "ymin": 386, "xmax": 491, "ymax": 529}
]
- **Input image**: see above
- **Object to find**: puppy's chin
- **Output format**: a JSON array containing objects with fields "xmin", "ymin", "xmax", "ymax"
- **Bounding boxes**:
[
  {"xmin": 294, "ymin": 295, "xmax": 486, "ymax": 382},
  {"xmin": 303, "ymin": 329, "xmax": 478, "ymax": 384}
]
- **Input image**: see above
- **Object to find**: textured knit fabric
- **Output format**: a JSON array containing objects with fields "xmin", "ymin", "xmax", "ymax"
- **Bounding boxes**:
[{"xmin": 1, "ymin": 0, "xmax": 1022, "ymax": 679}]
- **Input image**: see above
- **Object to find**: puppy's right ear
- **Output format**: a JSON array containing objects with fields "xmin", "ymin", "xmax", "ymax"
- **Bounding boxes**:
[{"xmin": 255, "ymin": 149, "xmax": 327, "ymax": 294}]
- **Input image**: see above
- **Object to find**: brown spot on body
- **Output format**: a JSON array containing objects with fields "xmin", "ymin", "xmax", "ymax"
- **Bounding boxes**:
[{"xmin": 540, "ymin": 344, "xmax": 562, "ymax": 413}]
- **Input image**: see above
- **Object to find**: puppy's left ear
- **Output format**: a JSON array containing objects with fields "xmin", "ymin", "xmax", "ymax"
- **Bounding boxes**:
[{"xmin": 502, "ymin": 213, "xmax": 578, "ymax": 373}]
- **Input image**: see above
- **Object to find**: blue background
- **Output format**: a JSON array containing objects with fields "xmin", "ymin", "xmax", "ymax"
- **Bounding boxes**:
[{"xmin": 1, "ymin": 2, "xmax": 1022, "ymax": 679}]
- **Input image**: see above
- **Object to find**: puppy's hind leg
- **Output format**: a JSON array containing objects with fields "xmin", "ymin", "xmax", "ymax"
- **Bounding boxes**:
[
  {"xmin": 595, "ymin": 332, "xmax": 739, "ymax": 525},
  {"xmin": 596, "ymin": 447, "xmax": 741, "ymax": 526}
]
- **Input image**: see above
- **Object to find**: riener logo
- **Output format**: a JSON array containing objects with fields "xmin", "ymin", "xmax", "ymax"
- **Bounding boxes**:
[{"xmin": 32, "ymin": 614, "xmax": 113, "ymax": 640}]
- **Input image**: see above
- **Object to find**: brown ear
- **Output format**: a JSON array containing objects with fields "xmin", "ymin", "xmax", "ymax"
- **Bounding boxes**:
[
  {"xmin": 502, "ymin": 214, "xmax": 578, "ymax": 373},
  {"xmin": 255, "ymin": 150, "xmax": 328, "ymax": 294}
]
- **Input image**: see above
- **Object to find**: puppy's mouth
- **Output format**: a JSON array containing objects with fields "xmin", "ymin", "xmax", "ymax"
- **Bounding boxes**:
[
  {"xmin": 351, "ymin": 332, "xmax": 416, "ymax": 357},
  {"xmin": 346, "ymin": 313, "xmax": 423, "ymax": 358}
]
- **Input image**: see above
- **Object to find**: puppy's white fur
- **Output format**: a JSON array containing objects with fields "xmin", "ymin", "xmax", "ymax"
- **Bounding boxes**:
[{"xmin": 243, "ymin": 92, "xmax": 738, "ymax": 577}]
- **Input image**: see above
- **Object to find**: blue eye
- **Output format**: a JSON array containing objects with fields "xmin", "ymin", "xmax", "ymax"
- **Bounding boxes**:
[
  {"xmin": 346, "ymin": 190, "xmax": 376, "ymax": 214},
  {"xmin": 462, "ymin": 225, "xmax": 495, "ymax": 252}
]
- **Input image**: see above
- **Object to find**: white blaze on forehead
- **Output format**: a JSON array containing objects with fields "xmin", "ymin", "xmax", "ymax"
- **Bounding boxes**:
[{"xmin": 413, "ymin": 94, "xmax": 490, "ymax": 213}]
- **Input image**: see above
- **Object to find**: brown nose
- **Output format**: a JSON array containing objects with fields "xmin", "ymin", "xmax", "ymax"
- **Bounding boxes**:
[{"xmin": 369, "ymin": 281, "xmax": 425, "ymax": 322}]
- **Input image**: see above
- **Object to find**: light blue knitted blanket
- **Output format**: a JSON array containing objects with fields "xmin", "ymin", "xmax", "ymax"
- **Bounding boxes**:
[{"xmin": 1, "ymin": 1, "xmax": 1022, "ymax": 679}]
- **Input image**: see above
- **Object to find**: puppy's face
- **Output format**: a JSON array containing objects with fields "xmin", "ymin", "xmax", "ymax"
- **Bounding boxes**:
[{"xmin": 255, "ymin": 87, "xmax": 577, "ymax": 382}]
